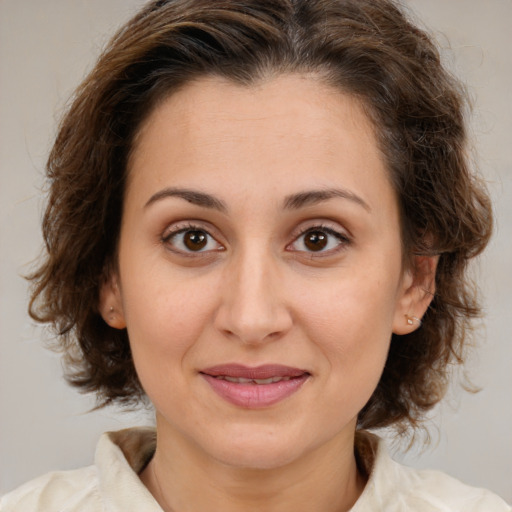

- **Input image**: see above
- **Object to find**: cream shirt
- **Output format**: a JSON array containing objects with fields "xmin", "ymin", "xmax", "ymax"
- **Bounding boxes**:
[{"xmin": 1, "ymin": 428, "xmax": 510, "ymax": 511}]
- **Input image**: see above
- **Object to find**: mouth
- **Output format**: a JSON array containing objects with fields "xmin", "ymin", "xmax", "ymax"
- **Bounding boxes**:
[
  {"xmin": 212, "ymin": 375, "xmax": 295, "ymax": 384},
  {"xmin": 199, "ymin": 364, "xmax": 310, "ymax": 408}
]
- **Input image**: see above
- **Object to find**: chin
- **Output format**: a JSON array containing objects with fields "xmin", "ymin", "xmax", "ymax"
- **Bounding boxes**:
[
  {"xmin": 203, "ymin": 427, "xmax": 314, "ymax": 470},
  {"xmin": 215, "ymin": 444, "xmax": 302, "ymax": 470}
]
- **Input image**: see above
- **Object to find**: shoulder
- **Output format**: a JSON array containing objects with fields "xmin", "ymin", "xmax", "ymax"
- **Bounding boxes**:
[
  {"xmin": 1, "ymin": 427, "xmax": 158, "ymax": 512},
  {"xmin": 353, "ymin": 432, "xmax": 511, "ymax": 512},
  {"xmin": 397, "ymin": 465, "xmax": 512, "ymax": 512},
  {"xmin": 0, "ymin": 466, "xmax": 102, "ymax": 512}
]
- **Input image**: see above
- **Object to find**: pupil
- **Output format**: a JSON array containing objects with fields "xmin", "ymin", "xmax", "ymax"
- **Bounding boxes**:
[
  {"xmin": 184, "ymin": 230, "xmax": 207, "ymax": 251},
  {"xmin": 305, "ymin": 231, "xmax": 328, "ymax": 251}
]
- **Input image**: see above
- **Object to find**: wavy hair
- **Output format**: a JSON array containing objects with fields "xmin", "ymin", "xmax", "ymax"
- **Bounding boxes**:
[{"xmin": 29, "ymin": 0, "xmax": 492, "ymax": 432}]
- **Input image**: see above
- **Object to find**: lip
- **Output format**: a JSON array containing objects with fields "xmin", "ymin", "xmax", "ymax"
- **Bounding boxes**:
[{"xmin": 200, "ymin": 364, "xmax": 310, "ymax": 409}]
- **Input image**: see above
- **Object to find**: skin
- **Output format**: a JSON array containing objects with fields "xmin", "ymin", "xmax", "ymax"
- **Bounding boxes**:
[{"xmin": 100, "ymin": 74, "xmax": 436, "ymax": 512}]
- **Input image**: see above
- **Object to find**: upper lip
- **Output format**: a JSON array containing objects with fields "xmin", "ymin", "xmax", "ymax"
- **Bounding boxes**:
[{"xmin": 200, "ymin": 364, "xmax": 309, "ymax": 379}]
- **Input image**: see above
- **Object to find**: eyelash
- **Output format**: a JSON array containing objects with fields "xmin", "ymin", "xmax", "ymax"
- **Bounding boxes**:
[
  {"xmin": 287, "ymin": 224, "xmax": 351, "ymax": 256},
  {"xmin": 161, "ymin": 223, "xmax": 224, "ymax": 255},
  {"xmin": 161, "ymin": 222, "xmax": 350, "ymax": 256}
]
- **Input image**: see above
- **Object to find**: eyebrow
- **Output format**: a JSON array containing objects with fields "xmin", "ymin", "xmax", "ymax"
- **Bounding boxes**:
[
  {"xmin": 144, "ymin": 186, "xmax": 370, "ymax": 213},
  {"xmin": 283, "ymin": 188, "xmax": 371, "ymax": 212},
  {"xmin": 144, "ymin": 187, "xmax": 228, "ymax": 212}
]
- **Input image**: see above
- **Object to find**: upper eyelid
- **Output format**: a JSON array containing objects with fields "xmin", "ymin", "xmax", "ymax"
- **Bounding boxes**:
[
  {"xmin": 290, "ymin": 221, "xmax": 351, "ymax": 241},
  {"xmin": 161, "ymin": 225, "xmax": 225, "ymax": 256},
  {"xmin": 160, "ymin": 219, "xmax": 351, "ymax": 248},
  {"xmin": 161, "ymin": 220, "xmax": 220, "ymax": 239},
  {"xmin": 286, "ymin": 223, "xmax": 352, "ymax": 255},
  {"xmin": 297, "ymin": 225, "xmax": 347, "ymax": 238}
]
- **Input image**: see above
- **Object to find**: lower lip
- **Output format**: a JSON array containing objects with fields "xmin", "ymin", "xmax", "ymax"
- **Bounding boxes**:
[{"xmin": 201, "ymin": 374, "xmax": 309, "ymax": 409}]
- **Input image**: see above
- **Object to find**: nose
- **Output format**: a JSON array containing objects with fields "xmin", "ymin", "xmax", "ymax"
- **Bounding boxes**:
[{"xmin": 213, "ymin": 246, "xmax": 293, "ymax": 345}]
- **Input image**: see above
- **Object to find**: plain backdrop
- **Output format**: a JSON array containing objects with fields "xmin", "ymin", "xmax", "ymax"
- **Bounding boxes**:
[{"xmin": 1, "ymin": 0, "xmax": 511, "ymax": 502}]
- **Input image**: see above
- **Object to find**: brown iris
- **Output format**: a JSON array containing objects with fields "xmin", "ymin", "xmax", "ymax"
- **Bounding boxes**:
[
  {"xmin": 304, "ymin": 230, "xmax": 328, "ymax": 251},
  {"xmin": 183, "ymin": 230, "xmax": 208, "ymax": 251}
]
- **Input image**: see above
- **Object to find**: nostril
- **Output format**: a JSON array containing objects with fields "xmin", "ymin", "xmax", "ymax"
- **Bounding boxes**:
[{"xmin": 213, "ymin": 283, "xmax": 293, "ymax": 344}]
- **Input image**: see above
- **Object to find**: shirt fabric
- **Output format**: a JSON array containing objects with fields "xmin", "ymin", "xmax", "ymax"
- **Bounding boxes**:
[{"xmin": 1, "ymin": 427, "xmax": 510, "ymax": 511}]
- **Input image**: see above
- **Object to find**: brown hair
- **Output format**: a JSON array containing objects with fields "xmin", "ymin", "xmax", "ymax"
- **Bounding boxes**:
[{"xmin": 29, "ymin": 0, "xmax": 492, "ymax": 432}]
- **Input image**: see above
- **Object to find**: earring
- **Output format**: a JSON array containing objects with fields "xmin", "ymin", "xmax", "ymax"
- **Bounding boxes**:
[
  {"xmin": 109, "ymin": 306, "xmax": 115, "ymax": 320},
  {"xmin": 406, "ymin": 315, "xmax": 422, "ymax": 326}
]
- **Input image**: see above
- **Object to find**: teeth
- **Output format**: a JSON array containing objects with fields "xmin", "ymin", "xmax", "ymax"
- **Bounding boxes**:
[
  {"xmin": 224, "ymin": 376, "xmax": 252, "ymax": 383},
  {"xmin": 215, "ymin": 376, "xmax": 292, "ymax": 384},
  {"xmin": 253, "ymin": 378, "xmax": 274, "ymax": 384}
]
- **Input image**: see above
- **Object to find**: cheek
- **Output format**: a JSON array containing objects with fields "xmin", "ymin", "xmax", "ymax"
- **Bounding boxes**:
[
  {"xmin": 297, "ymin": 270, "xmax": 398, "ymax": 390},
  {"xmin": 300, "ymin": 271, "xmax": 398, "ymax": 338},
  {"xmin": 119, "ymin": 265, "xmax": 220, "ymax": 386}
]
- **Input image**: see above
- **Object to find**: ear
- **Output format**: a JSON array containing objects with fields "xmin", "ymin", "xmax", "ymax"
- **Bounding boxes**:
[
  {"xmin": 98, "ymin": 273, "xmax": 127, "ymax": 330},
  {"xmin": 392, "ymin": 255, "xmax": 439, "ymax": 335}
]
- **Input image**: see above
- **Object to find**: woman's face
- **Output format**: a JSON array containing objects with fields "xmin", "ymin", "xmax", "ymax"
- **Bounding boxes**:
[{"xmin": 102, "ymin": 75, "xmax": 424, "ymax": 469}]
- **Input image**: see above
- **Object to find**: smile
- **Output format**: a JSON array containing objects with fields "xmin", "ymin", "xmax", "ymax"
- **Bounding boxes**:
[
  {"xmin": 215, "ymin": 376, "xmax": 293, "ymax": 384},
  {"xmin": 200, "ymin": 364, "xmax": 310, "ymax": 408}
]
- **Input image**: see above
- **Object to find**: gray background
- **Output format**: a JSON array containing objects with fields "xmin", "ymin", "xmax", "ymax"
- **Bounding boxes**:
[{"xmin": 1, "ymin": 0, "xmax": 511, "ymax": 501}]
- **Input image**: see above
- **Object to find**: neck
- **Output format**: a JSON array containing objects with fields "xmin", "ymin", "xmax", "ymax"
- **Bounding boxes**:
[{"xmin": 140, "ymin": 421, "xmax": 366, "ymax": 512}]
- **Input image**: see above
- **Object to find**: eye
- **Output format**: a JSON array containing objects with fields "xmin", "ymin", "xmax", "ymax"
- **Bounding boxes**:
[
  {"xmin": 163, "ymin": 226, "xmax": 224, "ymax": 254},
  {"xmin": 288, "ymin": 226, "xmax": 349, "ymax": 254}
]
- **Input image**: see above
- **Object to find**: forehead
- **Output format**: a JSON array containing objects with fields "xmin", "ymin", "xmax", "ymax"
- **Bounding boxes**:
[
  {"xmin": 131, "ymin": 74, "xmax": 380, "ymax": 159},
  {"xmin": 127, "ymin": 74, "xmax": 395, "ymax": 215}
]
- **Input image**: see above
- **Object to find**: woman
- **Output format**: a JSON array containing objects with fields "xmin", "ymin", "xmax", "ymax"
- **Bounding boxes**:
[{"xmin": 1, "ymin": 0, "xmax": 510, "ymax": 510}]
